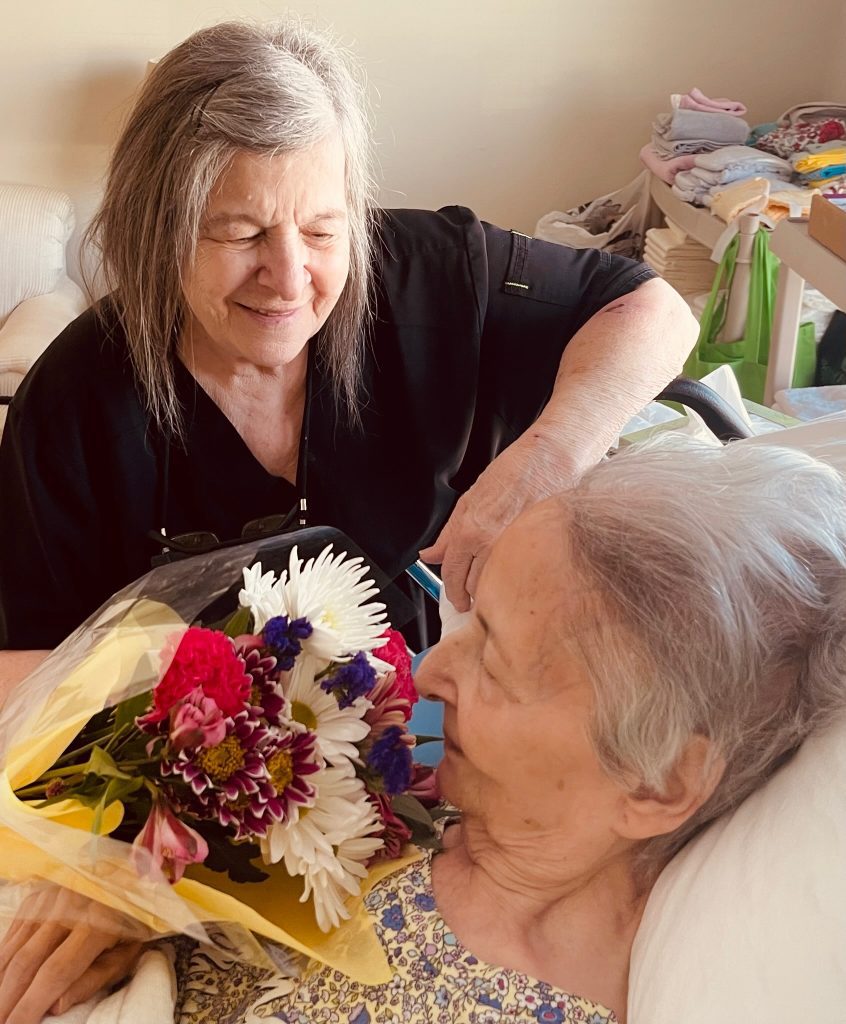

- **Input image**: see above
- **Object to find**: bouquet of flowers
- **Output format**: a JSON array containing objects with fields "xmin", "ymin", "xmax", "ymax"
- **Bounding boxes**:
[{"xmin": 0, "ymin": 532, "xmax": 438, "ymax": 983}]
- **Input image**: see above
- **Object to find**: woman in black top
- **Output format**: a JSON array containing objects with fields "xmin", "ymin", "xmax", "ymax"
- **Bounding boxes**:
[{"xmin": 0, "ymin": 20, "xmax": 695, "ymax": 666}]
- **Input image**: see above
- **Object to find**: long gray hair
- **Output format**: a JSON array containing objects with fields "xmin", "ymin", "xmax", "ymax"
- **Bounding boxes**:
[
  {"xmin": 563, "ymin": 435, "xmax": 846, "ymax": 880},
  {"xmin": 84, "ymin": 18, "xmax": 376, "ymax": 436}
]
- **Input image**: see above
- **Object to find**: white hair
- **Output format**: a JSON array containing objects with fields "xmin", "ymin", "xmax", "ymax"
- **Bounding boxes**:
[
  {"xmin": 563, "ymin": 435, "xmax": 846, "ymax": 876},
  {"xmin": 85, "ymin": 17, "xmax": 375, "ymax": 437}
]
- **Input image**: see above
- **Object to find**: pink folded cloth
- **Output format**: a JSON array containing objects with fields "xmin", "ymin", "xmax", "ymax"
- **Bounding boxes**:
[
  {"xmin": 639, "ymin": 144, "xmax": 698, "ymax": 184},
  {"xmin": 673, "ymin": 87, "xmax": 747, "ymax": 117}
]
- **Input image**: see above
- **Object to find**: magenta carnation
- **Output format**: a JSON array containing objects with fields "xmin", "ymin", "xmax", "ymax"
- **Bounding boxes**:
[{"xmin": 142, "ymin": 627, "xmax": 251, "ymax": 726}]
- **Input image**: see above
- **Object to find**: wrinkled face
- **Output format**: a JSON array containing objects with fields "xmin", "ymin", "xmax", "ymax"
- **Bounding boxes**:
[
  {"xmin": 416, "ymin": 500, "xmax": 627, "ymax": 843},
  {"xmin": 180, "ymin": 135, "xmax": 350, "ymax": 370}
]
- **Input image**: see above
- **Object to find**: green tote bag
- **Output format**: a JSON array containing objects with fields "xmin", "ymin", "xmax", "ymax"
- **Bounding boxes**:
[{"xmin": 683, "ymin": 230, "xmax": 816, "ymax": 404}]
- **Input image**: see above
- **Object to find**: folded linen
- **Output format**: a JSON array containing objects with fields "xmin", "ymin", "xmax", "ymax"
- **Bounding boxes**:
[
  {"xmin": 689, "ymin": 165, "xmax": 790, "ymax": 187},
  {"xmin": 792, "ymin": 147, "xmax": 846, "ymax": 173},
  {"xmin": 653, "ymin": 108, "xmax": 750, "ymax": 144},
  {"xmin": 693, "ymin": 145, "xmax": 792, "ymax": 176},
  {"xmin": 755, "ymin": 119, "xmax": 846, "ymax": 158},
  {"xmin": 800, "ymin": 165, "xmax": 846, "ymax": 183},
  {"xmin": 709, "ymin": 177, "xmax": 771, "ymax": 222},
  {"xmin": 672, "ymin": 87, "xmax": 747, "ymax": 117},
  {"xmin": 638, "ymin": 144, "xmax": 697, "ymax": 184},
  {"xmin": 654, "ymin": 136, "xmax": 725, "ymax": 158}
]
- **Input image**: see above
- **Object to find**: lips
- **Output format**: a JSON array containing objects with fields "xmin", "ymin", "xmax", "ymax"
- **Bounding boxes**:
[{"xmin": 236, "ymin": 302, "xmax": 301, "ymax": 318}]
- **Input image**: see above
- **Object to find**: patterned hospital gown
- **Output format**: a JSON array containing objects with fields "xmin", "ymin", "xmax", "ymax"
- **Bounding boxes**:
[{"xmin": 175, "ymin": 847, "xmax": 618, "ymax": 1024}]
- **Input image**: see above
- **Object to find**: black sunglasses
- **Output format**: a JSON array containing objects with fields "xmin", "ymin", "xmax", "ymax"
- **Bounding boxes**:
[{"xmin": 148, "ymin": 506, "xmax": 305, "ymax": 565}]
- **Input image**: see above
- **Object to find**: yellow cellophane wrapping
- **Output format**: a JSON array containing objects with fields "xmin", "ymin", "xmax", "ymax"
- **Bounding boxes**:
[{"xmin": 0, "ymin": 599, "xmax": 419, "ymax": 984}]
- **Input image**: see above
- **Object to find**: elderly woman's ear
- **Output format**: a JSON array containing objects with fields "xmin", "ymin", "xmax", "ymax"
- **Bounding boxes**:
[{"xmin": 616, "ymin": 736, "xmax": 726, "ymax": 842}]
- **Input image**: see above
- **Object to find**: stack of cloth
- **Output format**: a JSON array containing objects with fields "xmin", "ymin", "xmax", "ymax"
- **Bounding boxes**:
[
  {"xmin": 791, "ymin": 141, "xmax": 846, "ymax": 187},
  {"xmin": 752, "ymin": 103, "xmax": 846, "ymax": 159},
  {"xmin": 641, "ymin": 88, "xmax": 749, "ymax": 183},
  {"xmin": 643, "ymin": 219, "xmax": 717, "ymax": 296},
  {"xmin": 672, "ymin": 146, "xmax": 792, "ymax": 203}
]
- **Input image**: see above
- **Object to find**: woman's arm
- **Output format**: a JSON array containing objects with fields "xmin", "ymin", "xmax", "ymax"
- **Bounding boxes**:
[{"xmin": 421, "ymin": 277, "xmax": 698, "ymax": 608}]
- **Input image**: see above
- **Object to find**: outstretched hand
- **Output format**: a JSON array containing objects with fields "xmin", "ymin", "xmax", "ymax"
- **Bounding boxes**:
[
  {"xmin": 419, "ymin": 429, "xmax": 582, "ymax": 611},
  {"xmin": 0, "ymin": 888, "xmax": 143, "ymax": 1024}
]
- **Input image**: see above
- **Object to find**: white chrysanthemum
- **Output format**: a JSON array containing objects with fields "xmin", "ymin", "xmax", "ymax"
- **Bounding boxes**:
[
  {"xmin": 260, "ymin": 764, "xmax": 384, "ymax": 932},
  {"xmin": 238, "ymin": 562, "xmax": 287, "ymax": 631},
  {"xmin": 284, "ymin": 654, "xmax": 371, "ymax": 763},
  {"xmin": 280, "ymin": 545, "xmax": 387, "ymax": 661}
]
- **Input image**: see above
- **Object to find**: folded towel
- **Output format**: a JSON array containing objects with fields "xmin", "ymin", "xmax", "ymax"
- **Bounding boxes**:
[
  {"xmin": 709, "ymin": 177, "xmax": 771, "ymax": 223},
  {"xmin": 693, "ymin": 145, "xmax": 792, "ymax": 175},
  {"xmin": 689, "ymin": 165, "xmax": 790, "ymax": 187},
  {"xmin": 800, "ymin": 165, "xmax": 846, "ymax": 183},
  {"xmin": 653, "ymin": 136, "xmax": 726, "ymax": 158},
  {"xmin": 793, "ymin": 147, "xmax": 846, "ymax": 173},
  {"xmin": 638, "ymin": 144, "xmax": 698, "ymax": 183},
  {"xmin": 672, "ymin": 87, "xmax": 747, "ymax": 117},
  {"xmin": 653, "ymin": 109, "xmax": 750, "ymax": 144}
]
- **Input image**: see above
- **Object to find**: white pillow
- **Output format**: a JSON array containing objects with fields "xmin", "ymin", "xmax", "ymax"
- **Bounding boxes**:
[
  {"xmin": 0, "ymin": 183, "xmax": 76, "ymax": 325},
  {"xmin": 629, "ymin": 712, "xmax": 846, "ymax": 1022},
  {"xmin": 629, "ymin": 415, "xmax": 846, "ymax": 1023}
]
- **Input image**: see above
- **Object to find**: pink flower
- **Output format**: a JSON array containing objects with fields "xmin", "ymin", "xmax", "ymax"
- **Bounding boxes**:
[
  {"xmin": 406, "ymin": 763, "xmax": 441, "ymax": 809},
  {"xmin": 372, "ymin": 630, "xmax": 417, "ymax": 708},
  {"xmin": 131, "ymin": 801, "xmax": 209, "ymax": 883},
  {"xmin": 141, "ymin": 627, "xmax": 251, "ymax": 726},
  {"xmin": 369, "ymin": 793, "xmax": 412, "ymax": 861},
  {"xmin": 169, "ymin": 689, "xmax": 227, "ymax": 752},
  {"xmin": 363, "ymin": 673, "xmax": 416, "ymax": 743}
]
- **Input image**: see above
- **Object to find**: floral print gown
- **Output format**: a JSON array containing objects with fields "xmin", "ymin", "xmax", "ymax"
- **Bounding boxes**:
[{"xmin": 175, "ymin": 847, "xmax": 618, "ymax": 1024}]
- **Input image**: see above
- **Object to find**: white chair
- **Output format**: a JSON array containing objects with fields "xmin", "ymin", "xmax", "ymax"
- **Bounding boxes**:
[{"xmin": 0, "ymin": 183, "xmax": 88, "ymax": 433}]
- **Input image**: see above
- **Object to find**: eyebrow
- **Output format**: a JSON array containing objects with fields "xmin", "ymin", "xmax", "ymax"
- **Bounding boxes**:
[
  {"xmin": 476, "ymin": 610, "xmax": 512, "ymax": 670},
  {"xmin": 204, "ymin": 209, "xmax": 348, "ymax": 228}
]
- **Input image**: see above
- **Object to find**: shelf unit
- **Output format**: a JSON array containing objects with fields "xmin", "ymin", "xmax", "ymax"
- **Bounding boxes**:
[
  {"xmin": 766, "ymin": 220, "xmax": 846, "ymax": 403},
  {"xmin": 649, "ymin": 174, "xmax": 846, "ymax": 405}
]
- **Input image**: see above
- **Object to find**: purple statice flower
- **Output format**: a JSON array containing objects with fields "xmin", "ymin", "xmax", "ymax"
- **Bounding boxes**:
[
  {"xmin": 366, "ymin": 725, "xmax": 413, "ymax": 795},
  {"xmin": 320, "ymin": 651, "xmax": 376, "ymax": 709},
  {"xmin": 262, "ymin": 615, "xmax": 313, "ymax": 671}
]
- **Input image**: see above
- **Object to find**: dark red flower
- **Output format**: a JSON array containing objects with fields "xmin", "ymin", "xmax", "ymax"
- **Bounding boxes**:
[{"xmin": 372, "ymin": 629, "xmax": 418, "ymax": 708}]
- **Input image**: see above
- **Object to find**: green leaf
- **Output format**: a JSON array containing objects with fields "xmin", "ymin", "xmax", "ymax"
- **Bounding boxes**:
[
  {"xmin": 85, "ymin": 746, "xmax": 133, "ymax": 781},
  {"xmin": 391, "ymin": 794, "xmax": 437, "ymax": 831},
  {"xmin": 198, "ymin": 827, "xmax": 270, "ymax": 884},
  {"xmin": 222, "ymin": 606, "xmax": 252, "ymax": 639},
  {"xmin": 115, "ymin": 691, "xmax": 153, "ymax": 731},
  {"xmin": 71, "ymin": 777, "xmax": 109, "ymax": 809},
  {"xmin": 90, "ymin": 776, "xmax": 145, "ymax": 835}
]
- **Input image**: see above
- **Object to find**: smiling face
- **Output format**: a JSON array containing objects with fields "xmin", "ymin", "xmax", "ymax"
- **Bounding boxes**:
[
  {"xmin": 416, "ymin": 500, "xmax": 630, "ymax": 847},
  {"xmin": 180, "ymin": 135, "xmax": 350, "ymax": 371}
]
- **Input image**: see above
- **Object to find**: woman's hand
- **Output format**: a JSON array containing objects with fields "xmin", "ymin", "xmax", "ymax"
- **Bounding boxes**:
[
  {"xmin": 0, "ymin": 888, "xmax": 143, "ymax": 1024},
  {"xmin": 420, "ymin": 426, "xmax": 580, "ymax": 611}
]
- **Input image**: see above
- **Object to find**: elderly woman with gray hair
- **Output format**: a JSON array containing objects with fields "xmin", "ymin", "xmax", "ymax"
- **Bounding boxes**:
[
  {"xmin": 2, "ymin": 435, "xmax": 845, "ymax": 1023},
  {"xmin": 0, "ymin": 17, "xmax": 696, "ymax": 683}
]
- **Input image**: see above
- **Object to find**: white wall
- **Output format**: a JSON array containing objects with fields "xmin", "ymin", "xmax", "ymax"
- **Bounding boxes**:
[{"xmin": 1, "ymin": 0, "xmax": 843, "ymax": 286}]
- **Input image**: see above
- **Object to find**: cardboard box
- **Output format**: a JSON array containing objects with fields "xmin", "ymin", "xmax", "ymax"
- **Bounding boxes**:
[{"xmin": 808, "ymin": 194, "xmax": 846, "ymax": 262}]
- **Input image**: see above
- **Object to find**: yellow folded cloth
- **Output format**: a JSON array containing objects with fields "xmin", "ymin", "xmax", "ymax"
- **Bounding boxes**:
[
  {"xmin": 709, "ymin": 177, "xmax": 771, "ymax": 223},
  {"xmin": 793, "ymin": 148, "xmax": 846, "ymax": 173}
]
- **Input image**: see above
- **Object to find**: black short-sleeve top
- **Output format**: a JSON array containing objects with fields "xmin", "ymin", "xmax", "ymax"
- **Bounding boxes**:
[{"xmin": 0, "ymin": 206, "xmax": 654, "ymax": 649}]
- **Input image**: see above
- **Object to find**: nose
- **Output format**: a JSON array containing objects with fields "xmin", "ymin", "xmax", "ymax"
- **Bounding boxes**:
[
  {"xmin": 256, "ymin": 235, "xmax": 311, "ymax": 301},
  {"xmin": 413, "ymin": 634, "xmax": 460, "ymax": 706}
]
